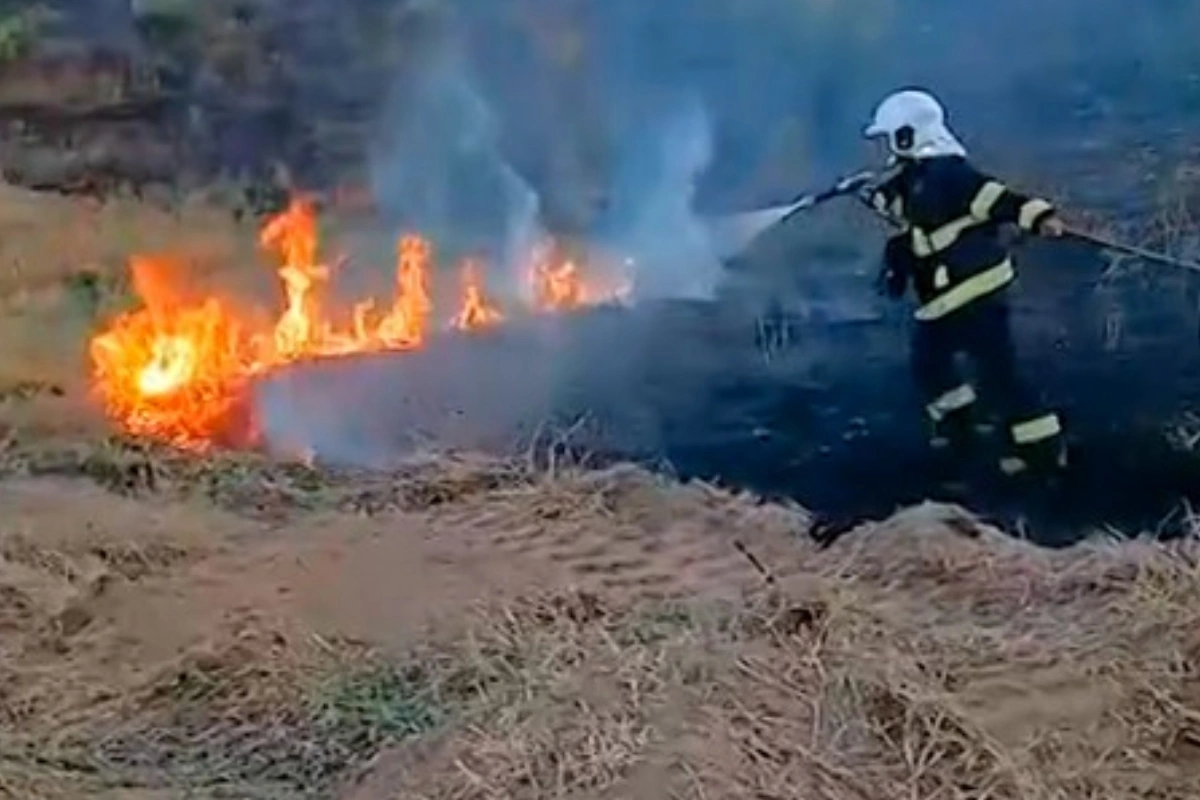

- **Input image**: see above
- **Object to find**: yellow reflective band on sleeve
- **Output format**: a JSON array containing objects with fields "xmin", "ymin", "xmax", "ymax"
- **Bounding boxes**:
[
  {"xmin": 889, "ymin": 195, "xmax": 904, "ymax": 218},
  {"xmin": 970, "ymin": 180, "xmax": 1006, "ymax": 220},
  {"xmin": 1011, "ymin": 413, "xmax": 1062, "ymax": 444},
  {"xmin": 926, "ymin": 383, "xmax": 977, "ymax": 421},
  {"xmin": 911, "ymin": 227, "xmax": 933, "ymax": 257},
  {"xmin": 1018, "ymin": 198, "xmax": 1054, "ymax": 231},
  {"xmin": 914, "ymin": 259, "xmax": 1015, "ymax": 321},
  {"xmin": 872, "ymin": 191, "xmax": 888, "ymax": 212},
  {"xmin": 912, "ymin": 217, "xmax": 973, "ymax": 256}
]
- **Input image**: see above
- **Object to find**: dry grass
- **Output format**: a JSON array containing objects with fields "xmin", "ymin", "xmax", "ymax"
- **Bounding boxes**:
[
  {"xmin": 0, "ymin": 182, "xmax": 255, "ymax": 299},
  {"xmin": 360, "ymin": 509, "xmax": 1200, "ymax": 800},
  {"xmin": 2, "ymin": 439, "xmax": 1200, "ymax": 798}
]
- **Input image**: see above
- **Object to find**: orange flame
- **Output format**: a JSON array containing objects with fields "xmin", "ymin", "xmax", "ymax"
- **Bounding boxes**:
[
  {"xmin": 88, "ymin": 196, "xmax": 620, "ymax": 448},
  {"xmin": 452, "ymin": 261, "xmax": 504, "ymax": 331},
  {"xmin": 376, "ymin": 235, "xmax": 432, "ymax": 348},
  {"xmin": 89, "ymin": 293, "xmax": 256, "ymax": 449},
  {"xmin": 529, "ymin": 241, "xmax": 632, "ymax": 311},
  {"xmin": 532, "ymin": 259, "xmax": 583, "ymax": 310}
]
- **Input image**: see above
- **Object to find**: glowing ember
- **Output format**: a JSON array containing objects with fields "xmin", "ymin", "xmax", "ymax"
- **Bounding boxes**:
[{"xmin": 88, "ymin": 197, "xmax": 623, "ymax": 449}]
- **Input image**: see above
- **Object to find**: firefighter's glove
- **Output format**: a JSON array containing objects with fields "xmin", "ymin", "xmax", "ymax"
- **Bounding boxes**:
[
  {"xmin": 834, "ymin": 170, "xmax": 877, "ymax": 195},
  {"xmin": 878, "ymin": 234, "xmax": 913, "ymax": 298},
  {"xmin": 839, "ymin": 171, "xmax": 880, "ymax": 208},
  {"xmin": 1037, "ymin": 215, "xmax": 1066, "ymax": 238}
]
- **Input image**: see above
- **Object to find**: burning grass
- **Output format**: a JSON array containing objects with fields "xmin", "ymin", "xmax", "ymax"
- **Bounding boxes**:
[{"xmin": 86, "ymin": 193, "xmax": 632, "ymax": 452}]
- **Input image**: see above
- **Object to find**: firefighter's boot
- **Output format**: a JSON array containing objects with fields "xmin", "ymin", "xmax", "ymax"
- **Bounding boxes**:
[
  {"xmin": 928, "ymin": 408, "xmax": 975, "ymax": 491},
  {"xmin": 999, "ymin": 419, "xmax": 1069, "ymax": 485}
]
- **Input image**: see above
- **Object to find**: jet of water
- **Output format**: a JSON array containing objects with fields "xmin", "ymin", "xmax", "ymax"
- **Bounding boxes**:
[{"xmin": 703, "ymin": 202, "xmax": 807, "ymax": 262}]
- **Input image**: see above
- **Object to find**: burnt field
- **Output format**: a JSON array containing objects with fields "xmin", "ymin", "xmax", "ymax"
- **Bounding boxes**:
[{"xmin": 251, "ymin": 235, "xmax": 1200, "ymax": 547}]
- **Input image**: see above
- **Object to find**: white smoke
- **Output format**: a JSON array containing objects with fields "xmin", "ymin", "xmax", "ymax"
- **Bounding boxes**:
[
  {"xmin": 365, "ymin": 11, "xmax": 744, "ymax": 316},
  {"xmin": 498, "ymin": 160, "xmax": 544, "ymax": 296},
  {"xmin": 367, "ymin": 41, "xmax": 546, "ymax": 302},
  {"xmin": 593, "ymin": 90, "xmax": 724, "ymax": 302}
]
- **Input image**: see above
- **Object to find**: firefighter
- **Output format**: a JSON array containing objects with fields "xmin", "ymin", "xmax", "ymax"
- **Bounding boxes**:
[{"xmin": 860, "ymin": 88, "xmax": 1068, "ymax": 480}]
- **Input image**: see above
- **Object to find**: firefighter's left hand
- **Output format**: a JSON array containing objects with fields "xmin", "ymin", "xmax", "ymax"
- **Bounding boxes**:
[
  {"xmin": 1038, "ymin": 215, "xmax": 1066, "ymax": 237},
  {"xmin": 876, "ymin": 266, "xmax": 906, "ymax": 298}
]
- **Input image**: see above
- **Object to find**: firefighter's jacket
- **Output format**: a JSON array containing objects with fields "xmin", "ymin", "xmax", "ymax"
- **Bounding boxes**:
[{"xmin": 867, "ymin": 155, "xmax": 1055, "ymax": 321}]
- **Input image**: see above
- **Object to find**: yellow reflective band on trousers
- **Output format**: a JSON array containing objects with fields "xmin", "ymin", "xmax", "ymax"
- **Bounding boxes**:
[
  {"xmin": 914, "ymin": 260, "xmax": 1015, "ymax": 321},
  {"xmin": 910, "ymin": 180, "xmax": 1007, "ymax": 257},
  {"xmin": 999, "ymin": 456, "xmax": 1028, "ymax": 475},
  {"xmin": 926, "ymin": 383, "xmax": 977, "ymax": 421},
  {"xmin": 1018, "ymin": 198, "xmax": 1054, "ymax": 231},
  {"xmin": 1011, "ymin": 413, "xmax": 1062, "ymax": 444},
  {"xmin": 933, "ymin": 265, "xmax": 950, "ymax": 288}
]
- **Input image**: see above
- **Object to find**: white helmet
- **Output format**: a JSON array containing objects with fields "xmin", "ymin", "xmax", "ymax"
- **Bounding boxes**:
[{"xmin": 863, "ymin": 89, "xmax": 966, "ymax": 160}]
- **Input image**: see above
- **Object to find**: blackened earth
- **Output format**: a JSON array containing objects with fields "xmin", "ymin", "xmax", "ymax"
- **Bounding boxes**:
[{"xmin": 253, "ymin": 244, "xmax": 1200, "ymax": 547}]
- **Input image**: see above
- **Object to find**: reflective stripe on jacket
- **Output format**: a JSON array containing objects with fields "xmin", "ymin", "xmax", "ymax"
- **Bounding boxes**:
[{"xmin": 868, "ymin": 156, "xmax": 1054, "ymax": 320}]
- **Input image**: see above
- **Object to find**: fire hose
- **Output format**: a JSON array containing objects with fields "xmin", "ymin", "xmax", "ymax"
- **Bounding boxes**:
[
  {"xmin": 708, "ymin": 169, "xmax": 1200, "ymax": 276},
  {"xmin": 1061, "ymin": 229, "xmax": 1200, "ymax": 275},
  {"xmin": 774, "ymin": 169, "xmax": 879, "ymax": 224}
]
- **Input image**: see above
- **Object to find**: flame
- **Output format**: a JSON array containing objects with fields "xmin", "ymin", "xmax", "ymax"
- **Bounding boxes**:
[
  {"xmin": 532, "ymin": 259, "xmax": 583, "ymax": 310},
  {"xmin": 258, "ymin": 196, "xmax": 339, "ymax": 358},
  {"xmin": 138, "ymin": 335, "xmax": 197, "ymax": 396},
  {"xmin": 88, "ymin": 196, "xmax": 621, "ymax": 448},
  {"xmin": 89, "ymin": 294, "xmax": 256, "ymax": 448},
  {"xmin": 376, "ymin": 235, "xmax": 432, "ymax": 347},
  {"xmin": 452, "ymin": 260, "xmax": 504, "ymax": 331},
  {"xmin": 529, "ymin": 241, "xmax": 632, "ymax": 311}
]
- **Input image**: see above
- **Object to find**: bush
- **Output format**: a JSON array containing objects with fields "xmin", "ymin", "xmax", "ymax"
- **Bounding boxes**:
[{"xmin": 0, "ymin": 4, "xmax": 53, "ymax": 64}]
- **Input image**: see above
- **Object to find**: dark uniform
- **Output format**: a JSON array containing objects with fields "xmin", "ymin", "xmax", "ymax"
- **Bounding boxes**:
[{"xmin": 866, "ymin": 155, "xmax": 1066, "ymax": 476}]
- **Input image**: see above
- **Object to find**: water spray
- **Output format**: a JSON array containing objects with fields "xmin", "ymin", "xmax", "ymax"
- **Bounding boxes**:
[{"xmin": 705, "ymin": 170, "xmax": 878, "ymax": 260}]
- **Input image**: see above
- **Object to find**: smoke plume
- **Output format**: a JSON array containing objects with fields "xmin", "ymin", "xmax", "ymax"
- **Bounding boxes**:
[{"xmin": 592, "ymin": 90, "xmax": 723, "ymax": 301}]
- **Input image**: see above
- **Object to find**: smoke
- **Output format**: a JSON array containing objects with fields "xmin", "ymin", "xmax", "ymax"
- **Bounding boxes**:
[
  {"xmin": 367, "ymin": 23, "xmax": 545, "ymax": 301},
  {"xmin": 593, "ymin": 90, "xmax": 723, "ymax": 301},
  {"xmin": 367, "ymin": 2, "xmax": 741, "ymax": 305}
]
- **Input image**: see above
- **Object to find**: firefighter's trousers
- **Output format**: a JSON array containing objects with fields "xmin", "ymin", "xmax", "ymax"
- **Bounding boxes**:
[{"xmin": 910, "ymin": 291, "xmax": 1064, "ymax": 475}]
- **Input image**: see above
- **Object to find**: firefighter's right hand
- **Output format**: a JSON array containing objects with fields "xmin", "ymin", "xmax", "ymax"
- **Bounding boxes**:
[{"xmin": 835, "ymin": 170, "xmax": 877, "ymax": 194}]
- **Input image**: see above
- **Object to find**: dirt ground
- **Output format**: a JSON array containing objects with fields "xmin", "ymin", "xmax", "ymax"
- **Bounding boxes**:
[{"xmin": 3, "ymin": 185, "xmax": 1200, "ymax": 799}]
